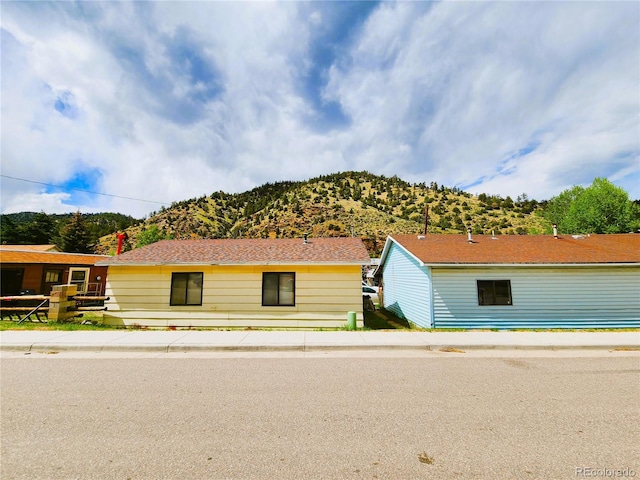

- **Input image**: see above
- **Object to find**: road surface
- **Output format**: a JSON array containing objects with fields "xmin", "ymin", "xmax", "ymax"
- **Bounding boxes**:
[{"xmin": 2, "ymin": 353, "xmax": 639, "ymax": 479}]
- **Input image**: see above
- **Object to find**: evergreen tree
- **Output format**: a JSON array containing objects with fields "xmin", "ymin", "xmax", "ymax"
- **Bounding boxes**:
[
  {"xmin": 0, "ymin": 212, "xmax": 56, "ymax": 245},
  {"xmin": 59, "ymin": 211, "xmax": 93, "ymax": 253},
  {"xmin": 0, "ymin": 215, "xmax": 23, "ymax": 244},
  {"xmin": 352, "ymin": 182, "xmax": 362, "ymax": 201},
  {"xmin": 22, "ymin": 212, "xmax": 56, "ymax": 245}
]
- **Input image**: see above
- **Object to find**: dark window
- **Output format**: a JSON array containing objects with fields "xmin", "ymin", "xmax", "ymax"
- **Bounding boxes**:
[
  {"xmin": 1, "ymin": 268, "xmax": 23, "ymax": 296},
  {"xmin": 170, "ymin": 272, "xmax": 203, "ymax": 306},
  {"xmin": 262, "ymin": 272, "xmax": 295, "ymax": 306},
  {"xmin": 477, "ymin": 280, "xmax": 512, "ymax": 306}
]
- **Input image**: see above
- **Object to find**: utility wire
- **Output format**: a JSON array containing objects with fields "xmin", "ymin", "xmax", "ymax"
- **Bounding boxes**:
[{"xmin": 0, "ymin": 174, "xmax": 171, "ymax": 206}]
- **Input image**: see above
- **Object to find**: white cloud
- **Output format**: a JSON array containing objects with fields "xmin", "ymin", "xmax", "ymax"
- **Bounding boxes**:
[
  {"xmin": 1, "ymin": 1, "xmax": 638, "ymax": 220},
  {"xmin": 0, "ymin": 191, "xmax": 102, "ymax": 215},
  {"xmin": 326, "ymin": 1, "xmax": 639, "ymax": 198}
]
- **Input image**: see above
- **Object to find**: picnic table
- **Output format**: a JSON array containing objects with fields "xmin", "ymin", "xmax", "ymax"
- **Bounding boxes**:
[{"xmin": 0, "ymin": 295, "xmax": 109, "ymax": 323}]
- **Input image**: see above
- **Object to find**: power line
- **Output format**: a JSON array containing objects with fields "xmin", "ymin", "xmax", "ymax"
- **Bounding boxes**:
[{"xmin": 0, "ymin": 174, "xmax": 171, "ymax": 206}]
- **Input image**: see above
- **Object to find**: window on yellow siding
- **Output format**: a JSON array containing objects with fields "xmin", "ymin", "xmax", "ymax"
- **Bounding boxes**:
[
  {"xmin": 170, "ymin": 272, "xmax": 203, "ymax": 306},
  {"xmin": 262, "ymin": 272, "xmax": 295, "ymax": 306},
  {"xmin": 477, "ymin": 280, "xmax": 512, "ymax": 306}
]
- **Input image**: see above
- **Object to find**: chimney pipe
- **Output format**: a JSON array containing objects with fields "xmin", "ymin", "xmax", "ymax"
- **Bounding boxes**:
[
  {"xmin": 423, "ymin": 205, "xmax": 429, "ymax": 235},
  {"xmin": 116, "ymin": 232, "xmax": 127, "ymax": 255},
  {"xmin": 303, "ymin": 233, "xmax": 308, "ymax": 244},
  {"xmin": 467, "ymin": 227, "xmax": 473, "ymax": 243},
  {"xmin": 553, "ymin": 224, "xmax": 558, "ymax": 239}
]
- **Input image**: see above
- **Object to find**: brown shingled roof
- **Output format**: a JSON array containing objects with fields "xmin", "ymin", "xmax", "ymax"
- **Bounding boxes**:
[
  {"xmin": 97, "ymin": 237, "xmax": 371, "ymax": 266},
  {"xmin": 0, "ymin": 249, "xmax": 109, "ymax": 265},
  {"xmin": 387, "ymin": 233, "xmax": 640, "ymax": 265}
]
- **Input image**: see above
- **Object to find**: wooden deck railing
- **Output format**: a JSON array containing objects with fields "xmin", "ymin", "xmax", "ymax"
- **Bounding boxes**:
[{"xmin": 0, "ymin": 291, "xmax": 109, "ymax": 323}]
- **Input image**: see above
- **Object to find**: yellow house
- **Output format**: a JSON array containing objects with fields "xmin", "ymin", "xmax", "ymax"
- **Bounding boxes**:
[{"xmin": 97, "ymin": 237, "xmax": 371, "ymax": 328}]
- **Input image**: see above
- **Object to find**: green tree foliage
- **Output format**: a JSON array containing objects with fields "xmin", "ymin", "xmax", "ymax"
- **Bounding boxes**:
[
  {"xmin": 352, "ymin": 181, "xmax": 362, "ymax": 201},
  {"xmin": 545, "ymin": 178, "xmax": 633, "ymax": 234},
  {"xmin": 0, "ymin": 215, "xmax": 23, "ymax": 244},
  {"xmin": 22, "ymin": 212, "xmax": 56, "ymax": 244},
  {"xmin": 1, "ymin": 211, "xmax": 139, "ymax": 247},
  {"xmin": 0, "ymin": 212, "xmax": 55, "ymax": 244},
  {"xmin": 544, "ymin": 186, "xmax": 585, "ymax": 229},
  {"xmin": 59, "ymin": 211, "xmax": 93, "ymax": 253},
  {"xmin": 632, "ymin": 201, "xmax": 640, "ymax": 233},
  {"xmin": 135, "ymin": 225, "xmax": 174, "ymax": 248}
]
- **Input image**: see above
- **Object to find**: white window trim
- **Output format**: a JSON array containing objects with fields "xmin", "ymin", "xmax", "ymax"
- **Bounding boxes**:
[{"xmin": 68, "ymin": 267, "xmax": 90, "ymax": 294}]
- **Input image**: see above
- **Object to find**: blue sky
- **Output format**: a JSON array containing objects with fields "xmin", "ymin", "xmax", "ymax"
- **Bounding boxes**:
[{"xmin": 1, "ymin": 1, "xmax": 638, "ymax": 218}]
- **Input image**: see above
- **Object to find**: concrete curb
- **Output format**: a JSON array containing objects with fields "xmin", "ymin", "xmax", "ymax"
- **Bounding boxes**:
[
  {"xmin": 2, "ymin": 331, "xmax": 638, "ymax": 354},
  {"xmin": 3, "ymin": 343, "xmax": 639, "ymax": 354}
]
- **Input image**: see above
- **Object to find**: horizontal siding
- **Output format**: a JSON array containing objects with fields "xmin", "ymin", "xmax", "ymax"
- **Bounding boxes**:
[
  {"xmin": 381, "ymin": 243, "xmax": 432, "ymax": 328},
  {"xmin": 432, "ymin": 266, "xmax": 640, "ymax": 329},
  {"xmin": 103, "ymin": 264, "xmax": 363, "ymax": 328}
]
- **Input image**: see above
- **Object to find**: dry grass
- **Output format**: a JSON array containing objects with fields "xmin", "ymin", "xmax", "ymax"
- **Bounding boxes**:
[
  {"xmin": 439, "ymin": 347, "xmax": 466, "ymax": 353},
  {"xmin": 418, "ymin": 452, "xmax": 435, "ymax": 464}
]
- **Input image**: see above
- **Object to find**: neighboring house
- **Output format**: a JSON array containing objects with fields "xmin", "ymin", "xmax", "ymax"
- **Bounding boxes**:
[
  {"xmin": 376, "ymin": 233, "xmax": 640, "ymax": 329},
  {"xmin": 0, "ymin": 244, "xmax": 61, "ymax": 252},
  {"xmin": 363, "ymin": 258, "xmax": 380, "ymax": 285},
  {"xmin": 0, "ymin": 246, "xmax": 108, "ymax": 296},
  {"xmin": 97, "ymin": 237, "xmax": 371, "ymax": 328}
]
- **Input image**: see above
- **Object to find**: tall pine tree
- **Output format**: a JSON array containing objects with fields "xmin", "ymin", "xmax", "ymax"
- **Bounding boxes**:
[
  {"xmin": 59, "ymin": 211, "xmax": 93, "ymax": 253},
  {"xmin": 23, "ymin": 212, "xmax": 56, "ymax": 245}
]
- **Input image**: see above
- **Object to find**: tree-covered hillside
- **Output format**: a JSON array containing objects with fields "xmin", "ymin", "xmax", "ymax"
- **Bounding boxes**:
[
  {"xmin": 94, "ymin": 171, "xmax": 551, "ymax": 256},
  {"xmin": 3, "ymin": 173, "xmax": 636, "ymax": 257},
  {"xmin": 0, "ymin": 212, "xmax": 140, "ymax": 251}
]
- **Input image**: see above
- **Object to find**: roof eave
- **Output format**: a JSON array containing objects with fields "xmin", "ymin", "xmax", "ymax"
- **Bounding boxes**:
[
  {"xmin": 99, "ymin": 260, "xmax": 371, "ymax": 267},
  {"xmin": 426, "ymin": 262, "xmax": 640, "ymax": 267},
  {"xmin": 375, "ymin": 235, "xmax": 426, "ymax": 276}
]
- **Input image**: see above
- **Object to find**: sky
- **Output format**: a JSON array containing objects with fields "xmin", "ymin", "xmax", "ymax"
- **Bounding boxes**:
[{"xmin": 1, "ymin": 1, "xmax": 639, "ymax": 218}]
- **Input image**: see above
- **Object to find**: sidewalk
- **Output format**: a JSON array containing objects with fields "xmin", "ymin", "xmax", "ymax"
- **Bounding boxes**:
[{"xmin": 1, "ymin": 330, "xmax": 638, "ymax": 353}]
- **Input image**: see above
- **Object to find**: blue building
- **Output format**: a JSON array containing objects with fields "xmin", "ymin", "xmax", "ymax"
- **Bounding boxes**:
[{"xmin": 376, "ymin": 233, "xmax": 640, "ymax": 329}]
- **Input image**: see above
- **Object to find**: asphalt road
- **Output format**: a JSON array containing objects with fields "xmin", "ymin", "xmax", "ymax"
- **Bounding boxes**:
[{"xmin": 1, "ymin": 355, "xmax": 639, "ymax": 480}]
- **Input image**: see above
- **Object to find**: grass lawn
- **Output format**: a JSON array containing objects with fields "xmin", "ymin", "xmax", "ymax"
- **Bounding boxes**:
[
  {"xmin": 0, "ymin": 314, "xmax": 117, "ymax": 331},
  {"xmin": 2, "ymin": 314, "xmax": 634, "ymax": 332},
  {"xmin": 2, "ymin": 308, "xmax": 413, "ymax": 331},
  {"xmin": 363, "ymin": 308, "xmax": 411, "ymax": 330}
]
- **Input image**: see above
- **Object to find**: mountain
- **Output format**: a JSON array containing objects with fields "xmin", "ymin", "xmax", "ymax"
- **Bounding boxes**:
[{"xmin": 94, "ymin": 171, "xmax": 547, "ymax": 256}]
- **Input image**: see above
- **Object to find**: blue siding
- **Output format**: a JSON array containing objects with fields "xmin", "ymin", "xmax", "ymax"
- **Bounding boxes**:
[
  {"xmin": 381, "ymin": 243, "xmax": 433, "ymax": 328},
  {"xmin": 432, "ymin": 267, "xmax": 640, "ymax": 329}
]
